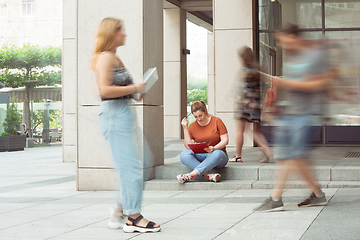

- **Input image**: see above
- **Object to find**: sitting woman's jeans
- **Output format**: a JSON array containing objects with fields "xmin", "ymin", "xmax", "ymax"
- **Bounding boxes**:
[{"xmin": 180, "ymin": 150, "xmax": 228, "ymax": 176}]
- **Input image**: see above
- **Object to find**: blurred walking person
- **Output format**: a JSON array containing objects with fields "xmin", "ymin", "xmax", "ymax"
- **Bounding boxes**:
[
  {"xmin": 91, "ymin": 17, "xmax": 160, "ymax": 232},
  {"xmin": 230, "ymin": 46, "xmax": 272, "ymax": 163},
  {"xmin": 254, "ymin": 24, "xmax": 332, "ymax": 212}
]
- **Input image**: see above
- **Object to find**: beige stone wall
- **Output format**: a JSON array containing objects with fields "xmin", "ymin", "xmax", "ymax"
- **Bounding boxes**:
[
  {"xmin": 163, "ymin": 7, "xmax": 187, "ymax": 139},
  {"xmin": 62, "ymin": 0, "xmax": 164, "ymax": 190},
  {"xmin": 213, "ymin": 0, "xmax": 255, "ymax": 147}
]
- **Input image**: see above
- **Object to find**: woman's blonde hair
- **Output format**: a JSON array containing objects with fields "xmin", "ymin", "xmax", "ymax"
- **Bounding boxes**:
[
  {"xmin": 191, "ymin": 100, "xmax": 209, "ymax": 117},
  {"xmin": 90, "ymin": 17, "xmax": 123, "ymax": 70}
]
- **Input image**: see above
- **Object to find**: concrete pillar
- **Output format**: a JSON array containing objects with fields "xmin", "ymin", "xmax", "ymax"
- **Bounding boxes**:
[
  {"xmin": 207, "ymin": 31, "xmax": 215, "ymax": 115},
  {"xmin": 62, "ymin": 0, "xmax": 164, "ymax": 190},
  {"xmin": 213, "ymin": 0, "xmax": 256, "ymax": 147},
  {"xmin": 62, "ymin": 0, "xmax": 77, "ymax": 163},
  {"xmin": 163, "ymin": 7, "xmax": 187, "ymax": 139}
]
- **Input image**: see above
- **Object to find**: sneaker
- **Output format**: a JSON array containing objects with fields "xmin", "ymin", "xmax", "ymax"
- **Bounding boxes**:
[
  {"xmin": 253, "ymin": 197, "xmax": 285, "ymax": 212},
  {"xmin": 107, "ymin": 214, "xmax": 127, "ymax": 229},
  {"xmin": 107, "ymin": 208, "xmax": 127, "ymax": 229},
  {"xmin": 176, "ymin": 173, "xmax": 193, "ymax": 184},
  {"xmin": 298, "ymin": 192, "xmax": 327, "ymax": 207},
  {"xmin": 207, "ymin": 173, "xmax": 221, "ymax": 182}
]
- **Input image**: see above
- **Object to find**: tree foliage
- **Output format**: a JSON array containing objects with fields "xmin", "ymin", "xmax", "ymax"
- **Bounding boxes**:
[
  {"xmin": 187, "ymin": 75, "xmax": 207, "ymax": 90},
  {"xmin": 2, "ymin": 103, "xmax": 22, "ymax": 136},
  {"xmin": 187, "ymin": 75, "xmax": 208, "ymax": 106},
  {"xmin": 0, "ymin": 45, "xmax": 62, "ymax": 135},
  {"xmin": 32, "ymin": 109, "xmax": 62, "ymax": 131},
  {"xmin": 0, "ymin": 45, "xmax": 62, "ymax": 87}
]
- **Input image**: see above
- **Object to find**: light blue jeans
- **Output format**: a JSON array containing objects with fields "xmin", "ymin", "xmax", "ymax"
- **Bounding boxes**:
[
  {"xmin": 98, "ymin": 99, "xmax": 142, "ymax": 215},
  {"xmin": 180, "ymin": 150, "xmax": 228, "ymax": 176}
]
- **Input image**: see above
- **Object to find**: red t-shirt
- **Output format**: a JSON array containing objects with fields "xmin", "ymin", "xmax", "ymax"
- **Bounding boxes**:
[{"xmin": 188, "ymin": 116, "xmax": 228, "ymax": 152}]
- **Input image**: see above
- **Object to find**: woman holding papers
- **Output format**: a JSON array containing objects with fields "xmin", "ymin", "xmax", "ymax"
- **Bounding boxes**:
[
  {"xmin": 177, "ymin": 100, "xmax": 229, "ymax": 183},
  {"xmin": 91, "ymin": 17, "xmax": 160, "ymax": 233}
]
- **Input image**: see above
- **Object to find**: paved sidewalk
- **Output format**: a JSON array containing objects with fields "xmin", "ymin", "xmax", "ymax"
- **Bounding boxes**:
[{"xmin": 1, "ymin": 146, "xmax": 360, "ymax": 239}]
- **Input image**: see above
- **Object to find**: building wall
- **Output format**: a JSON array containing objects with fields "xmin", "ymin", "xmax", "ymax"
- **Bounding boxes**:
[{"xmin": 0, "ymin": 0, "xmax": 62, "ymax": 47}]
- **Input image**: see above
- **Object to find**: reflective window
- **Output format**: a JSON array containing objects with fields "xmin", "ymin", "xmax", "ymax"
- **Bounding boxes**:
[
  {"xmin": 22, "ymin": 0, "xmax": 35, "ymax": 17},
  {"xmin": 325, "ymin": 1, "xmax": 360, "ymax": 28},
  {"xmin": 0, "ymin": 1, "xmax": 8, "ymax": 19},
  {"xmin": 259, "ymin": 0, "xmax": 322, "ymax": 30}
]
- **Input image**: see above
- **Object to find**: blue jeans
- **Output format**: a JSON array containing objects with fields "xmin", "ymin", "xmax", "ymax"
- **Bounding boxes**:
[
  {"xmin": 180, "ymin": 150, "xmax": 228, "ymax": 176},
  {"xmin": 274, "ymin": 115, "xmax": 315, "ymax": 160},
  {"xmin": 98, "ymin": 99, "xmax": 142, "ymax": 215}
]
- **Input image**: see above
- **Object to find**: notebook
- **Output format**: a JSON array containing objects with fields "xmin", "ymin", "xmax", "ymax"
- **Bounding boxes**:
[
  {"xmin": 188, "ymin": 142, "xmax": 209, "ymax": 154},
  {"xmin": 134, "ymin": 67, "xmax": 158, "ymax": 100}
]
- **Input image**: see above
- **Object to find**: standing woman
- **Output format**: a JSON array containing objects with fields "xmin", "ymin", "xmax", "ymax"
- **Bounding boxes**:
[
  {"xmin": 230, "ymin": 46, "xmax": 272, "ymax": 163},
  {"xmin": 91, "ymin": 17, "xmax": 160, "ymax": 233}
]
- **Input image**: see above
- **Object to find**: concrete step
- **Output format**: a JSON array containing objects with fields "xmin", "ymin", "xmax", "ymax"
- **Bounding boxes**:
[
  {"xmin": 158, "ymin": 141, "xmax": 360, "ymax": 190},
  {"xmin": 154, "ymin": 162, "xmax": 360, "ymax": 182},
  {"xmin": 144, "ymin": 179, "xmax": 360, "ymax": 190}
]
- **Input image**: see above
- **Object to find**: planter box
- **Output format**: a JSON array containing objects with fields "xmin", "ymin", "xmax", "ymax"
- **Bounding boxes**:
[{"xmin": 0, "ymin": 135, "xmax": 27, "ymax": 152}]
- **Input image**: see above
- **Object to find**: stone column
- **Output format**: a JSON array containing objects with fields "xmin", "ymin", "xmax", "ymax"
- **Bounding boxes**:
[
  {"xmin": 213, "ymin": 0, "xmax": 256, "ymax": 147},
  {"xmin": 62, "ymin": 0, "xmax": 77, "ymax": 163},
  {"xmin": 62, "ymin": 0, "xmax": 164, "ymax": 190},
  {"xmin": 207, "ymin": 31, "xmax": 215, "ymax": 115},
  {"xmin": 163, "ymin": 7, "xmax": 187, "ymax": 139}
]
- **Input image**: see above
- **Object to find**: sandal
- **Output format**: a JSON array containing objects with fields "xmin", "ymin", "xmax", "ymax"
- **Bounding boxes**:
[
  {"xmin": 123, "ymin": 214, "xmax": 160, "ymax": 233},
  {"xmin": 229, "ymin": 156, "xmax": 242, "ymax": 162}
]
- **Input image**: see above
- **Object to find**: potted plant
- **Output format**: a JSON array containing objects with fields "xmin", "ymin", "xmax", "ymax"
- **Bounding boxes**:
[{"xmin": 0, "ymin": 102, "xmax": 26, "ymax": 152}]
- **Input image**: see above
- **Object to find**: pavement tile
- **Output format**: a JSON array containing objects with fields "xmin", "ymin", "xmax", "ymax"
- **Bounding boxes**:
[
  {"xmin": 224, "ymin": 189, "xmax": 274, "ymax": 198},
  {"xmin": 142, "ymin": 191, "xmax": 183, "ymax": 198},
  {"xmin": 0, "ymin": 225, "xmax": 73, "ymax": 238},
  {"xmin": 139, "ymin": 209, "xmax": 192, "ymax": 219},
  {"xmin": 162, "ymin": 217, "xmax": 238, "ymax": 230},
  {"xmin": 170, "ymin": 190, "xmax": 234, "ymax": 198},
  {"xmin": 181, "ymin": 209, "xmax": 252, "ymax": 220},
  {"xmin": 130, "ymin": 228, "xmax": 224, "ymax": 240},
  {"xmin": 49, "ymin": 227, "xmax": 132, "ymax": 239},
  {"xmin": 233, "ymin": 216, "xmax": 312, "ymax": 229},
  {"xmin": 215, "ymin": 228, "xmax": 306, "ymax": 240},
  {"xmin": 1, "ymin": 144, "xmax": 360, "ymax": 239},
  {"xmin": 198, "ymin": 202, "xmax": 259, "ymax": 211}
]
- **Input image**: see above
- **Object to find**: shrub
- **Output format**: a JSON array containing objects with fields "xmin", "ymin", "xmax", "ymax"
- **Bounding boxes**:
[{"xmin": 2, "ymin": 103, "xmax": 22, "ymax": 136}]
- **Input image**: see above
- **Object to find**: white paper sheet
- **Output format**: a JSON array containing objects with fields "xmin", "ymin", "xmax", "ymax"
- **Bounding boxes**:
[{"xmin": 142, "ymin": 67, "xmax": 158, "ymax": 93}]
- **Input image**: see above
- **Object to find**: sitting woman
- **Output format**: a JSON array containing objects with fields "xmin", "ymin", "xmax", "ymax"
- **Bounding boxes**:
[{"xmin": 177, "ymin": 100, "xmax": 229, "ymax": 183}]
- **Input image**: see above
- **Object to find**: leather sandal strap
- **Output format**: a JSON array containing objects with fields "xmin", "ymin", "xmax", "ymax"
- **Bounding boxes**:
[
  {"xmin": 235, "ymin": 156, "xmax": 242, "ymax": 162},
  {"xmin": 128, "ymin": 214, "xmax": 144, "ymax": 225},
  {"xmin": 146, "ymin": 221, "xmax": 156, "ymax": 228}
]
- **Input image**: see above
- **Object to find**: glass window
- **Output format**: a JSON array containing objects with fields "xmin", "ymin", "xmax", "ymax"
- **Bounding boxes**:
[
  {"xmin": 0, "ymin": 1, "xmax": 7, "ymax": 19},
  {"xmin": 325, "ymin": 1, "xmax": 360, "ymax": 28},
  {"xmin": 22, "ymin": 0, "xmax": 35, "ymax": 17},
  {"xmin": 259, "ymin": 0, "xmax": 322, "ymax": 30},
  {"xmin": 324, "ymin": 31, "xmax": 360, "ymax": 126},
  {"xmin": 259, "ymin": 32, "xmax": 281, "ymax": 76}
]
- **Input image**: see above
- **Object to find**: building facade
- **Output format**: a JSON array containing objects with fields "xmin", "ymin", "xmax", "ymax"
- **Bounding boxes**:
[
  {"xmin": 62, "ymin": 0, "xmax": 360, "ymax": 190},
  {"xmin": 0, "ymin": 0, "xmax": 62, "ymax": 47}
]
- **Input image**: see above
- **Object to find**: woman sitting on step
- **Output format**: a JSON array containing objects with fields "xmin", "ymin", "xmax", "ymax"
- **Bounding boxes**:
[{"xmin": 177, "ymin": 100, "xmax": 229, "ymax": 183}]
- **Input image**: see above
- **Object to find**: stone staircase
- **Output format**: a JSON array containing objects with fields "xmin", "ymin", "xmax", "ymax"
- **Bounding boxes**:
[{"xmin": 144, "ymin": 141, "xmax": 360, "ymax": 190}]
